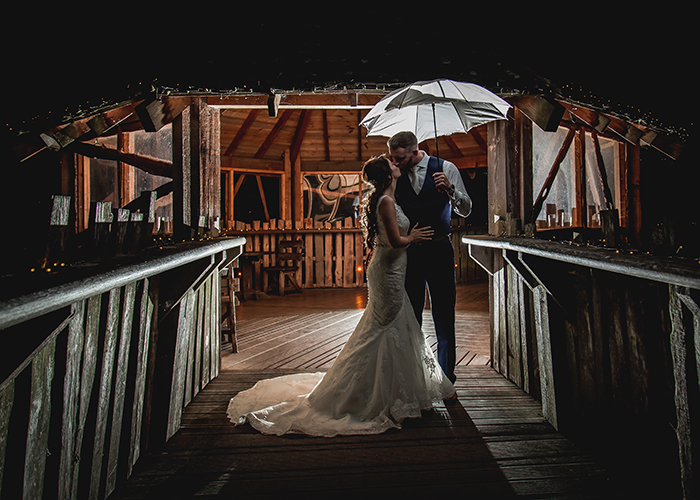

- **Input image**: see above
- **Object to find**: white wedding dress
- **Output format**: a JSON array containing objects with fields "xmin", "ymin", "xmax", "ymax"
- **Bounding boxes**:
[{"xmin": 226, "ymin": 195, "xmax": 455, "ymax": 436}]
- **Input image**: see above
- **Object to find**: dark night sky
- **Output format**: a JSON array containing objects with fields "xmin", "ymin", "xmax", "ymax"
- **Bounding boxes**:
[{"xmin": 1, "ymin": 9, "xmax": 695, "ymax": 142}]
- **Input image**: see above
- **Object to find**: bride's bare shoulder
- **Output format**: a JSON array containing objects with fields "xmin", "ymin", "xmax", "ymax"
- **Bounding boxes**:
[{"xmin": 377, "ymin": 194, "xmax": 396, "ymax": 209}]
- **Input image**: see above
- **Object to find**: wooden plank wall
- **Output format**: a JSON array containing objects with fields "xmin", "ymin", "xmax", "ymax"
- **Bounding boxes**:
[
  {"xmin": 229, "ymin": 218, "xmax": 487, "ymax": 291},
  {"xmin": 0, "ymin": 266, "xmax": 224, "ymax": 500},
  {"xmin": 484, "ymin": 248, "xmax": 699, "ymax": 499}
]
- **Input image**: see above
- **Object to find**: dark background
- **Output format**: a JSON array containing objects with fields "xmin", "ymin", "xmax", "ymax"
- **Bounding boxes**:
[
  {"xmin": 1, "ymin": 8, "xmax": 696, "ymax": 260},
  {"xmin": 1, "ymin": 9, "xmax": 694, "ymax": 136}
]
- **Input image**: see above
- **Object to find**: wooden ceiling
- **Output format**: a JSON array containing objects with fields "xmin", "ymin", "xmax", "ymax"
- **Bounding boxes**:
[{"xmin": 218, "ymin": 106, "xmax": 489, "ymax": 175}]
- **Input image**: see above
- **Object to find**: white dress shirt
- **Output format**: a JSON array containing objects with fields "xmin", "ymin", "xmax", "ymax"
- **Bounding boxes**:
[{"xmin": 410, "ymin": 151, "xmax": 472, "ymax": 218}]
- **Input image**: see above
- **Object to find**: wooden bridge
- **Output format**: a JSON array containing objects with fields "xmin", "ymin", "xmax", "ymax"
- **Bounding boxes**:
[
  {"xmin": 1, "ymin": 79, "xmax": 695, "ymax": 499},
  {"xmin": 2, "ymin": 234, "xmax": 696, "ymax": 499},
  {"xmin": 105, "ymin": 284, "xmax": 622, "ymax": 499}
]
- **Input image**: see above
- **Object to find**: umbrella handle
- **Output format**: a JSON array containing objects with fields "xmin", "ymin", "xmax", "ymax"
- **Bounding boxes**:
[{"xmin": 432, "ymin": 102, "xmax": 439, "ymax": 160}]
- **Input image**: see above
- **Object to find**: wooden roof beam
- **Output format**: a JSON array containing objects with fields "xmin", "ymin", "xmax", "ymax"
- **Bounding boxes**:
[
  {"xmin": 12, "ymin": 102, "xmax": 141, "ymax": 162},
  {"xmin": 469, "ymin": 128, "xmax": 487, "ymax": 153},
  {"xmin": 224, "ymin": 109, "xmax": 259, "ymax": 156},
  {"xmin": 295, "ymin": 155, "xmax": 488, "ymax": 173},
  {"xmin": 322, "ymin": 110, "xmax": 331, "ymax": 161},
  {"xmin": 532, "ymin": 127, "xmax": 576, "ymax": 220},
  {"xmin": 564, "ymin": 103, "xmax": 611, "ymax": 133},
  {"xmin": 290, "ymin": 110, "xmax": 312, "ymax": 164},
  {"xmin": 71, "ymin": 141, "xmax": 173, "ymax": 178},
  {"xmin": 205, "ymin": 92, "xmax": 386, "ymax": 109},
  {"xmin": 444, "ymin": 136, "xmax": 464, "ymax": 158},
  {"xmin": 135, "ymin": 95, "xmax": 190, "ymax": 132},
  {"xmin": 640, "ymin": 130, "xmax": 685, "ymax": 160},
  {"xmin": 601, "ymin": 115, "xmax": 645, "ymax": 145},
  {"xmin": 254, "ymin": 109, "xmax": 293, "ymax": 159},
  {"xmin": 507, "ymin": 95, "xmax": 565, "ymax": 132},
  {"xmin": 221, "ymin": 156, "xmax": 284, "ymax": 173}
]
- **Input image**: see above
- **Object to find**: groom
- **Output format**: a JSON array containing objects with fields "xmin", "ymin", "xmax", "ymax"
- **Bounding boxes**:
[{"xmin": 388, "ymin": 131, "xmax": 472, "ymax": 384}]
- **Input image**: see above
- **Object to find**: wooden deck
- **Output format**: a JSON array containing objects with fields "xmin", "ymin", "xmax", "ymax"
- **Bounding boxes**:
[
  {"xmin": 223, "ymin": 282, "xmax": 492, "ymax": 371},
  {"xmin": 109, "ymin": 283, "xmax": 623, "ymax": 499}
]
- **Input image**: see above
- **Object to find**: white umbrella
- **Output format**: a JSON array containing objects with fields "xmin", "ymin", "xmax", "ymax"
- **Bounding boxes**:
[{"xmin": 360, "ymin": 79, "xmax": 511, "ymax": 158}]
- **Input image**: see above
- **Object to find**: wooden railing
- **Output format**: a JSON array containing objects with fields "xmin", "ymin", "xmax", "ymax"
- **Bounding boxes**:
[
  {"xmin": 224, "ymin": 218, "xmax": 487, "ymax": 296},
  {"xmin": 463, "ymin": 235, "xmax": 700, "ymax": 499},
  {"xmin": 0, "ymin": 237, "xmax": 245, "ymax": 500}
]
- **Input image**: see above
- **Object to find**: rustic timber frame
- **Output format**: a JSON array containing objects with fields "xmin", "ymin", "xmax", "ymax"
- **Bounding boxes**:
[
  {"xmin": 466, "ymin": 96, "xmax": 696, "ymax": 498},
  {"xmin": 0, "ymin": 237, "xmax": 244, "ymax": 499},
  {"xmin": 227, "ymin": 218, "xmax": 488, "ymax": 295},
  {"xmin": 465, "ymin": 235, "xmax": 700, "ymax": 498},
  {"xmin": 2, "ymin": 84, "xmax": 690, "ymax": 499}
]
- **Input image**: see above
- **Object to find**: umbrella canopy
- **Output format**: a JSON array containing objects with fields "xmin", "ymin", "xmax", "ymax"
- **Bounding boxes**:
[{"xmin": 360, "ymin": 79, "xmax": 511, "ymax": 145}]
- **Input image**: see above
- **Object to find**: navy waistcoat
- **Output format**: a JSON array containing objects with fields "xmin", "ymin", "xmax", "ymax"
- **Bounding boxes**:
[{"xmin": 396, "ymin": 156, "xmax": 452, "ymax": 238}]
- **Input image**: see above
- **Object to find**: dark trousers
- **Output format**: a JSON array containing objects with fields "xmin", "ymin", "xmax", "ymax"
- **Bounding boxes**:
[{"xmin": 405, "ymin": 237, "xmax": 457, "ymax": 383}]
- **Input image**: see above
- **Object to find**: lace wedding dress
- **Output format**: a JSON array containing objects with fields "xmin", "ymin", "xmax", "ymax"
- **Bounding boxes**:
[{"xmin": 226, "ymin": 195, "xmax": 455, "ymax": 436}]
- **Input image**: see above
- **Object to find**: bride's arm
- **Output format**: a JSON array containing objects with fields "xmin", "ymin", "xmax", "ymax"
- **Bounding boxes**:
[{"xmin": 377, "ymin": 196, "xmax": 433, "ymax": 248}]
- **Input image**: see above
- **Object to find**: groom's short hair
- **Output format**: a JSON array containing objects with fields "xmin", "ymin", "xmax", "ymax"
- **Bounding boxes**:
[{"xmin": 388, "ymin": 131, "xmax": 418, "ymax": 151}]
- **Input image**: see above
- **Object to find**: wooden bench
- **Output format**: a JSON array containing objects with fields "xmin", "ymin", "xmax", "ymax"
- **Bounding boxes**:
[{"xmin": 263, "ymin": 239, "xmax": 303, "ymax": 296}]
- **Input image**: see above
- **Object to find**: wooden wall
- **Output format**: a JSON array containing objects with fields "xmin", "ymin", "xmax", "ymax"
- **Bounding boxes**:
[
  {"xmin": 228, "ymin": 218, "xmax": 487, "ymax": 295},
  {"xmin": 466, "ymin": 236, "xmax": 700, "ymax": 499},
  {"xmin": 0, "ymin": 240, "xmax": 242, "ymax": 499}
]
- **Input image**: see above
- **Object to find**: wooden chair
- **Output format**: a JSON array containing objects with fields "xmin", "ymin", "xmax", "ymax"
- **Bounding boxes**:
[
  {"xmin": 220, "ymin": 262, "xmax": 239, "ymax": 352},
  {"xmin": 263, "ymin": 239, "xmax": 303, "ymax": 296}
]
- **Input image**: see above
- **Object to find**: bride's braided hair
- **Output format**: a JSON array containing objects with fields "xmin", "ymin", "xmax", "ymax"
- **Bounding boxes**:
[{"xmin": 360, "ymin": 155, "xmax": 393, "ymax": 250}]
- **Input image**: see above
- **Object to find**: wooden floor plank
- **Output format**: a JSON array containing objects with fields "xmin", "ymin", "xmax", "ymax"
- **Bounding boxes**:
[
  {"xmin": 109, "ymin": 283, "xmax": 623, "ymax": 499},
  {"xmin": 224, "ymin": 282, "xmax": 491, "ymax": 371},
  {"xmin": 110, "ymin": 364, "xmax": 622, "ymax": 499}
]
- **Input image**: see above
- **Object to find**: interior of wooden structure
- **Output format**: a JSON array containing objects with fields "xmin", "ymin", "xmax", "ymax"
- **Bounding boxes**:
[
  {"xmin": 4, "ymin": 81, "xmax": 691, "ymax": 287},
  {"xmin": 11, "ymin": 88, "xmax": 685, "ymax": 233}
]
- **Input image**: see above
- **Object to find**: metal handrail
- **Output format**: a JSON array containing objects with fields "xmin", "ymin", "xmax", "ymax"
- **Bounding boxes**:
[
  {"xmin": 0, "ymin": 237, "xmax": 246, "ymax": 330},
  {"xmin": 462, "ymin": 235, "xmax": 700, "ymax": 289}
]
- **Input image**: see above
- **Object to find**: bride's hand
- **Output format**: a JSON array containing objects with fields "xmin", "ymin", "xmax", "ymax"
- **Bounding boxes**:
[{"xmin": 407, "ymin": 223, "xmax": 434, "ymax": 244}]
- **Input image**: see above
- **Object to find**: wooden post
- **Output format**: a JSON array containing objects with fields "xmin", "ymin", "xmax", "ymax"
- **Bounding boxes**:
[
  {"xmin": 76, "ymin": 154, "xmax": 89, "ymax": 233},
  {"xmin": 502, "ymin": 249, "xmax": 558, "ymax": 429},
  {"xmin": 172, "ymin": 107, "xmax": 190, "ymax": 241},
  {"xmin": 591, "ymin": 130, "xmax": 615, "ymax": 211},
  {"xmin": 223, "ymin": 170, "xmax": 233, "ymax": 229},
  {"xmin": 574, "ymin": 129, "xmax": 588, "ymax": 228},
  {"xmin": 118, "ymin": 129, "xmax": 135, "ymax": 207},
  {"xmin": 23, "ymin": 338, "xmax": 55, "ymax": 499},
  {"xmin": 532, "ymin": 127, "xmax": 576, "ymax": 222},
  {"xmin": 111, "ymin": 207, "xmax": 130, "ymax": 256},
  {"xmin": 89, "ymin": 288, "xmax": 122, "ymax": 499},
  {"xmin": 293, "ymin": 155, "xmax": 303, "ymax": 222},
  {"xmin": 172, "ymin": 99, "xmax": 220, "ymax": 240},
  {"xmin": 600, "ymin": 209, "xmax": 620, "ymax": 247},
  {"xmin": 282, "ymin": 149, "xmax": 291, "ymax": 221},
  {"xmin": 506, "ymin": 264, "xmax": 523, "ymax": 387},
  {"xmin": 304, "ymin": 219, "xmax": 314, "ymax": 287},
  {"xmin": 43, "ymin": 194, "xmax": 71, "ymax": 268},
  {"xmin": 105, "ymin": 281, "xmax": 137, "ymax": 497},
  {"xmin": 668, "ymin": 285, "xmax": 695, "ymax": 500},
  {"xmin": 90, "ymin": 201, "xmax": 113, "ymax": 260},
  {"xmin": 201, "ymin": 102, "xmax": 221, "ymax": 237},
  {"xmin": 517, "ymin": 108, "xmax": 534, "ymax": 227},
  {"xmin": 487, "ymin": 120, "xmax": 517, "ymax": 235},
  {"xmin": 533, "ymin": 283, "xmax": 558, "ymax": 429},
  {"xmin": 167, "ymin": 289, "xmax": 196, "ymax": 440},
  {"xmin": 627, "ymin": 143, "xmax": 642, "ymax": 248},
  {"xmin": 58, "ymin": 300, "xmax": 85, "ymax": 499}
]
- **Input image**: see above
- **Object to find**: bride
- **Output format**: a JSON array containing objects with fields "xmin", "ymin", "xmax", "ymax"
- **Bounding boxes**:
[{"xmin": 226, "ymin": 155, "xmax": 456, "ymax": 436}]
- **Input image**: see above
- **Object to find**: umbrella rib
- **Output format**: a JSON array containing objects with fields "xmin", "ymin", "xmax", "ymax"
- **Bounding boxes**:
[
  {"xmin": 436, "ymin": 79, "xmax": 446, "ymax": 98},
  {"xmin": 396, "ymin": 83, "xmax": 413, "ymax": 108},
  {"xmin": 452, "ymin": 80, "xmax": 470, "ymax": 103}
]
